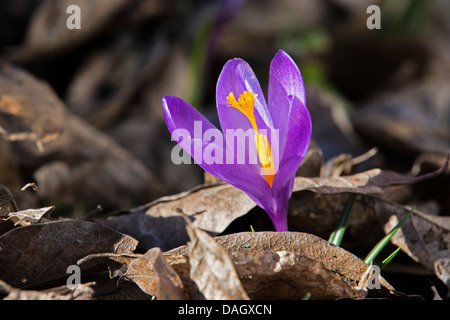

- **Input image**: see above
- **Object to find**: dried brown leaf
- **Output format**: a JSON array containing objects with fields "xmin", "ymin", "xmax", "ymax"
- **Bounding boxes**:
[
  {"xmin": 185, "ymin": 221, "xmax": 249, "ymax": 300},
  {"xmin": 78, "ymin": 248, "xmax": 187, "ymax": 300},
  {"xmin": 167, "ymin": 231, "xmax": 408, "ymax": 300},
  {"xmin": 124, "ymin": 248, "xmax": 187, "ymax": 299},
  {"xmin": 412, "ymin": 153, "xmax": 450, "ymax": 176},
  {"xmin": 0, "ymin": 220, "xmax": 137, "ymax": 288},
  {"xmin": 0, "ymin": 280, "xmax": 95, "ymax": 300},
  {"xmin": 292, "ymin": 162, "xmax": 447, "ymax": 195},
  {"xmin": 2, "ymin": 206, "xmax": 53, "ymax": 226},
  {"xmin": 152, "ymin": 249, "xmax": 188, "ymax": 300}
]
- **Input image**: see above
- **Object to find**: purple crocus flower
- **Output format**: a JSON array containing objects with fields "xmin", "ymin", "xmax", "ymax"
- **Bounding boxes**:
[{"xmin": 162, "ymin": 50, "xmax": 311, "ymax": 231}]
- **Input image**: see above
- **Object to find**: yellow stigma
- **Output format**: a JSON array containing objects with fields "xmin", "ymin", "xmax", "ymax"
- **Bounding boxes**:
[
  {"xmin": 227, "ymin": 91, "xmax": 275, "ymax": 187},
  {"xmin": 255, "ymin": 133, "xmax": 275, "ymax": 187}
]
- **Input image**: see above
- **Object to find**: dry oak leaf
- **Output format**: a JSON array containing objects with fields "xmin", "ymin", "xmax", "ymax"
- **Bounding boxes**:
[
  {"xmin": 166, "ymin": 231, "xmax": 411, "ymax": 300},
  {"xmin": 184, "ymin": 221, "xmax": 250, "ymax": 300},
  {"xmin": 0, "ymin": 220, "xmax": 138, "ymax": 288}
]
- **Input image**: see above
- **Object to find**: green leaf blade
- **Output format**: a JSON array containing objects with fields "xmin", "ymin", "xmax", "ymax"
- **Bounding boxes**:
[
  {"xmin": 329, "ymin": 194, "xmax": 357, "ymax": 246},
  {"xmin": 380, "ymin": 247, "xmax": 402, "ymax": 270},
  {"xmin": 364, "ymin": 206, "xmax": 415, "ymax": 265}
]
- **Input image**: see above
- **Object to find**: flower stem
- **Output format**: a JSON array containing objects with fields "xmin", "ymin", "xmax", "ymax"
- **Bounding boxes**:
[{"xmin": 273, "ymin": 213, "xmax": 289, "ymax": 232}]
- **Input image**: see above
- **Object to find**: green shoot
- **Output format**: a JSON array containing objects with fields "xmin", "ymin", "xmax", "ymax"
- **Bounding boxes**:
[
  {"xmin": 380, "ymin": 246, "xmax": 402, "ymax": 270},
  {"xmin": 364, "ymin": 206, "xmax": 415, "ymax": 265},
  {"xmin": 302, "ymin": 292, "xmax": 311, "ymax": 300},
  {"xmin": 250, "ymin": 225, "xmax": 255, "ymax": 232},
  {"xmin": 328, "ymin": 194, "xmax": 357, "ymax": 246}
]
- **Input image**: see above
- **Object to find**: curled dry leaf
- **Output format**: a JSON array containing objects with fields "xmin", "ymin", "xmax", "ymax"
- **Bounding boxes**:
[
  {"xmin": 78, "ymin": 248, "xmax": 187, "ymax": 300},
  {"xmin": 0, "ymin": 220, "xmax": 138, "ymax": 288},
  {"xmin": 0, "ymin": 63, "xmax": 163, "ymax": 208},
  {"xmin": 412, "ymin": 153, "xmax": 450, "ymax": 176},
  {"xmin": 292, "ymin": 161, "xmax": 447, "ymax": 195},
  {"xmin": 375, "ymin": 200, "xmax": 450, "ymax": 292},
  {"xmin": 74, "ymin": 253, "xmax": 152, "ymax": 299},
  {"xmin": 3, "ymin": 206, "xmax": 53, "ymax": 227},
  {"xmin": 102, "ymin": 162, "xmax": 446, "ymax": 251},
  {"xmin": 167, "ymin": 231, "xmax": 409, "ymax": 300},
  {"xmin": 0, "ymin": 279, "xmax": 94, "ymax": 300},
  {"xmin": 0, "ymin": 206, "xmax": 53, "ymax": 236},
  {"xmin": 185, "ymin": 221, "xmax": 250, "ymax": 300},
  {"xmin": 123, "ymin": 248, "xmax": 187, "ymax": 300},
  {"xmin": 151, "ymin": 249, "xmax": 188, "ymax": 300},
  {"xmin": 230, "ymin": 249, "xmax": 365, "ymax": 300}
]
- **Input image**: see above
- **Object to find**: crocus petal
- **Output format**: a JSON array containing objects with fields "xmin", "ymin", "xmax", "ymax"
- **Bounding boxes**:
[
  {"xmin": 271, "ymin": 95, "xmax": 311, "ymax": 216},
  {"xmin": 216, "ymin": 58, "xmax": 273, "ymax": 137},
  {"xmin": 162, "ymin": 96, "xmax": 274, "ymax": 212},
  {"xmin": 163, "ymin": 96, "xmax": 221, "ymax": 165},
  {"xmin": 268, "ymin": 50, "xmax": 306, "ymax": 157}
]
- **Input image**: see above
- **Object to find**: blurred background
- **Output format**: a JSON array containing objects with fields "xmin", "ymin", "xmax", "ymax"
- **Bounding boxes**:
[{"xmin": 0, "ymin": 0, "xmax": 448, "ymax": 217}]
